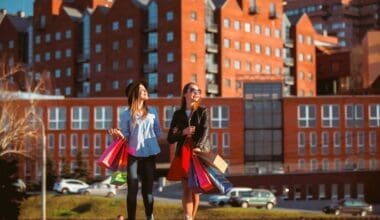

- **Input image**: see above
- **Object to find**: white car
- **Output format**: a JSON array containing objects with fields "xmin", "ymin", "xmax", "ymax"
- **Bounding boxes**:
[
  {"xmin": 53, "ymin": 179, "xmax": 89, "ymax": 194},
  {"xmin": 208, "ymin": 187, "xmax": 253, "ymax": 206},
  {"xmin": 79, "ymin": 183, "xmax": 117, "ymax": 197}
]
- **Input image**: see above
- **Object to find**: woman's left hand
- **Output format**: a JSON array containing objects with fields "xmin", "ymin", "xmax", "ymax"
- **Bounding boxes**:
[{"xmin": 193, "ymin": 147, "xmax": 201, "ymax": 154}]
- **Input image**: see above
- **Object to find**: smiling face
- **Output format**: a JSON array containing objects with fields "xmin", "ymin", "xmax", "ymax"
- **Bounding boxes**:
[
  {"xmin": 139, "ymin": 84, "xmax": 148, "ymax": 100},
  {"xmin": 184, "ymin": 84, "xmax": 201, "ymax": 105}
]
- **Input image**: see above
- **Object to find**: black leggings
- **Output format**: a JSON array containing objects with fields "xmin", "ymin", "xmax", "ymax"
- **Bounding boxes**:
[{"xmin": 127, "ymin": 154, "xmax": 156, "ymax": 220}]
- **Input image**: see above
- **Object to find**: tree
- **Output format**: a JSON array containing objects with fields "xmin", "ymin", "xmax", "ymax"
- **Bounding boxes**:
[
  {"xmin": 73, "ymin": 151, "xmax": 89, "ymax": 182},
  {"xmin": 46, "ymin": 157, "xmax": 57, "ymax": 190},
  {"xmin": 60, "ymin": 157, "xmax": 71, "ymax": 179}
]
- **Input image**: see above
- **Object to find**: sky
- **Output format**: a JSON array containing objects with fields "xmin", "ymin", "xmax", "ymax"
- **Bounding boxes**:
[{"xmin": 0, "ymin": 0, "xmax": 34, "ymax": 16}]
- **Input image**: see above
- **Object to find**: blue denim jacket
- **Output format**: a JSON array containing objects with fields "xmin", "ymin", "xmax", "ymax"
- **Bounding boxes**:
[{"xmin": 120, "ymin": 107, "xmax": 161, "ymax": 157}]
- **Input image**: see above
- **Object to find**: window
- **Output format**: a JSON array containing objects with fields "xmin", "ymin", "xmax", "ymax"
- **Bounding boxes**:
[
  {"xmin": 211, "ymin": 106, "xmax": 229, "ymax": 128},
  {"xmin": 112, "ymin": 41, "xmax": 119, "ymax": 50},
  {"xmin": 234, "ymin": 20, "xmax": 240, "ymax": 30},
  {"xmin": 55, "ymin": 50, "xmax": 61, "ymax": 59},
  {"xmin": 265, "ymin": 27, "xmax": 271, "ymax": 36},
  {"xmin": 94, "ymin": 106, "xmax": 112, "ymax": 129},
  {"xmin": 47, "ymin": 134, "xmax": 54, "ymax": 155},
  {"xmin": 72, "ymin": 107, "xmax": 89, "ymax": 129},
  {"xmin": 94, "ymin": 133, "xmax": 101, "ymax": 156},
  {"xmin": 167, "ymin": 73, "xmax": 174, "ymax": 83},
  {"xmin": 244, "ymin": 22, "xmax": 251, "ymax": 32},
  {"xmin": 166, "ymin": 11, "xmax": 173, "ymax": 21},
  {"xmin": 166, "ymin": 32, "xmax": 174, "ymax": 42},
  {"xmin": 298, "ymin": 34, "xmax": 304, "ymax": 43},
  {"xmin": 54, "ymin": 69, "xmax": 61, "ymax": 78},
  {"xmin": 357, "ymin": 131, "xmax": 365, "ymax": 154},
  {"xmin": 322, "ymin": 159, "xmax": 329, "ymax": 171},
  {"xmin": 322, "ymin": 105, "xmax": 339, "ymax": 127},
  {"xmin": 310, "ymin": 159, "xmax": 317, "ymax": 171},
  {"xmin": 234, "ymin": 41, "xmax": 241, "ymax": 50},
  {"xmin": 190, "ymin": 11, "xmax": 197, "ymax": 21},
  {"xmin": 45, "ymin": 34, "xmax": 51, "ymax": 43},
  {"xmin": 244, "ymin": 42, "xmax": 251, "ymax": 52},
  {"xmin": 254, "ymin": 25, "xmax": 261, "ymax": 34},
  {"xmin": 65, "ymin": 30, "xmax": 72, "ymax": 39},
  {"xmin": 298, "ymin": 159, "xmax": 305, "ymax": 170},
  {"xmin": 224, "ymin": 38, "xmax": 230, "ymax": 48},
  {"xmin": 112, "ymin": 21, "xmax": 119, "ymax": 30},
  {"xmin": 82, "ymin": 134, "xmax": 89, "ymax": 156},
  {"xmin": 369, "ymin": 104, "xmax": 380, "ymax": 127},
  {"xmin": 71, "ymin": 134, "xmax": 78, "ymax": 156},
  {"xmin": 333, "ymin": 131, "xmax": 341, "ymax": 155},
  {"xmin": 190, "ymin": 32, "xmax": 197, "ymax": 42},
  {"xmin": 48, "ymin": 107, "xmax": 66, "ymax": 130},
  {"xmin": 95, "ymin": 44, "xmax": 102, "ymax": 53},
  {"xmin": 127, "ymin": 38, "xmax": 134, "ymax": 48},
  {"xmin": 223, "ymin": 18, "xmax": 230, "ymax": 28},
  {"xmin": 321, "ymin": 132, "xmax": 329, "ymax": 155},
  {"xmin": 345, "ymin": 131, "xmax": 353, "ymax": 155},
  {"xmin": 167, "ymin": 52, "xmax": 174, "ymax": 62},
  {"xmin": 319, "ymin": 184, "xmax": 326, "ymax": 199},
  {"xmin": 346, "ymin": 104, "xmax": 363, "ymax": 127},
  {"xmin": 255, "ymin": 44, "xmax": 261, "ymax": 54},
  {"xmin": 65, "ymin": 49, "xmax": 71, "ymax": 58},
  {"xmin": 126, "ymin": 18, "xmax": 134, "ymax": 28},
  {"xmin": 310, "ymin": 132, "xmax": 317, "ymax": 155},
  {"xmin": 222, "ymin": 133, "xmax": 230, "ymax": 156},
  {"xmin": 95, "ymin": 24, "xmax": 102, "ymax": 33},
  {"xmin": 298, "ymin": 132, "xmax": 305, "ymax": 155},
  {"xmin": 369, "ymin": 131, "xmax": 377, "ymax": 154},
  {"xmin": 45, "ymin": 52, "xmax": 51, "ymax": 61},
  {"xmin": 163, "ymin": 106, "xmax": 179, "ymax": 128},
  {"xmin": 298, "ymin": 105, "xmax": 316, "ymax": 127},
  {"xmin": 59, "ymin": 134, "xmax": 66, "ymax": 156},
  {"xmin": 210, "ymin": 133, "xmax": 218, "ymax": 154}
]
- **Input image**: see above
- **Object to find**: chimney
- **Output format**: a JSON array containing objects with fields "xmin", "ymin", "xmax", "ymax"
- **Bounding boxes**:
[
  {"xmin": 0, "ymin": 9, "xmax": 7, "ymax": 15},
  {"xmin": 17, "ymin": 11, "xmax": 25, "ymax": 18}
]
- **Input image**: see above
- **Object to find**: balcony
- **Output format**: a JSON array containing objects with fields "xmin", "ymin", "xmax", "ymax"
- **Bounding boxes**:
[
  {"xmin": 207, "ymin": 83, "xmax": 219, "ymax": 94},
  {"xmin": 77, "ymin": 54, "xmax": 89, "ymax": 63},
  {"xmin": 249, "ymin": 6, "xmax": 259, "ymax": 15},
  {"xmin": 144, "ymin": 22, "xmax": 157, "ymax": 32},
  {"xmin": 284, "ymin": 57, "xmax": 294, "ymax": 67},
  {"xmin": 284, "ymin": 75, "xmax": 294, "ymax": 85},
  {"xmin": 206, "ymin": 43, "xmax": 218, "ymax": 53},
  {"xmin": 143, "ymin": 63, "xmax": 157, "ymax": 73},
  {"xmin": 284, "ymin": 38, "xmax": 294, "ymax": 48},
  {"xmin": 76, "ymin": 71, "xmax": 90, "ymax": 82},
  {"xmin": 144, "ymin": 43, "xmax": 158, "ymax": 52},
  {"xmin": 206, "ymin": 63, "xmax": 218, "ymax": 74},
  {"xmin": 206, "ymin": 23, "xmax": 218, "ymax": 33}
]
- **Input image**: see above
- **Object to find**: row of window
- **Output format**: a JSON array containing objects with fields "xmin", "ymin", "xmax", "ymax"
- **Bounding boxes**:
[
  {"xmin": 298, "ymin": 104, "xmax": 380, "ymax": 128},
  {"xmin": 223, "ymin": 39, "xmax": 283, "ymax": 57},
  {"xmin": 297, "ymin": 158, "xmax": 378, "ymax": 171},
  {"xmin": 34, "ymin": 30, "xmax": 72, "ymax": 44},
  {"xmin": 34, "ymin": 49, "xmax": 72, "ymax": 62},
  {"xmin": 46, "ymin": 105, "xmax": 229, "ymax": 130},
  {"xmin": 222, "ymin": 19, "xmax": 281, "ymax": 38}
]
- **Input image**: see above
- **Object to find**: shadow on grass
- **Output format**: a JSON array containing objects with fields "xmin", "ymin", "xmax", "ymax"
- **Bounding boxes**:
[{"xmin": 71, "ymin": 202, "xmax": 92, "ymax": 214}]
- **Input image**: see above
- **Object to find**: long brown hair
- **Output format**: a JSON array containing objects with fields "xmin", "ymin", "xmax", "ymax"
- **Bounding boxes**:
[
  {"xmin": 180, "ymin": 82, "xmax": 201, "ymax": 111},
  {"xmin": 128, "ymin": 80, "xmax": 148, "ymax": 123}
]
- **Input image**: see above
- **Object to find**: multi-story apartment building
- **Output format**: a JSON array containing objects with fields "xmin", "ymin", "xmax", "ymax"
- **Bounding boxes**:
[
  {"xmin": 317, "ymin": 30, "xmax": 380, "ymax": 95},
  {"xmin": 284, "ymin": 0, "xmax": 380, "ymax": 48},
  {"xmin": 1, "ymin": 0, "xmax": 333, "ymax": 98},
  {"xmin": 11, "ymin": 94, "xmax": 380, "ymax": 202}
]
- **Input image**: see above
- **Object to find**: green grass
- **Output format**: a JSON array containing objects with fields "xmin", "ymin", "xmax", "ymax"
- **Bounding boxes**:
[{"xmin": 19, "ymin": 194, "xmax": 330, "ymax": 220}]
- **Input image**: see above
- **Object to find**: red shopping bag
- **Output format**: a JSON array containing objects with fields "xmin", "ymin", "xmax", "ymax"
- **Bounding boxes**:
[
  {"xmin": 97, "ymin": 139, "xmax": 127, "ymax": 171},
  {"xmin": 167, "ymin": 139, "xmax": 193, "ymax": 181},
  {"xmin": 192, "ymin": 155, "xmax": 214, "ymax": 192}
]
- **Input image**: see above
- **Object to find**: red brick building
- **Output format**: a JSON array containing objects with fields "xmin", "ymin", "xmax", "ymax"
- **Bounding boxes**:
[
  {"xmin": 1, "ymin": 0, "xmax": 327, "ymax": 98},
  {"xmin": 13, "ymin": 94, "xmax": 380, "ymax": 202},
  {"xmin": 285, "ymin": 0, "xmax": 380, "ymax": 48}
]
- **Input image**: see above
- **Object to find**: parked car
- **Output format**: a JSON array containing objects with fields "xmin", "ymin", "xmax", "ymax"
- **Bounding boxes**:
[
  {"xmin": 322, "ymin": 198, "xmax": 373, "ymax": 217},
  {"xmin": 53, "ymin": 179, "xmax": 89, "ymax": 194},
  {"xmin": 208, "ymin": 187, "xmax": 253, "ymax": 206},
  {"xmin": 229, "ymin": 188, "xmax": 277, "ymax": 210},
  {"xmin": 79, "ymin": 183, "xmax": 117, "ymax": 197}
]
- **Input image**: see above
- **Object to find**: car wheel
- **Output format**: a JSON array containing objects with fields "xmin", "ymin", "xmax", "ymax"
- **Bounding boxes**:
[
  {"xmin": 61, "ymin": 188, "xmax": 69, "ymax": 194},
  {"xmin": 360, "ymin": 211, "xmax": 367, "ymax": 217},
  {"xmin": 334, "ymin": 209, "xmax": 340, "ymax": 216},
  {"xmin": 266, "ymin": 203, "xmax": 274, "ymax": 210},
  {"xmin": 218, "ymin": 201, "xmax": 225, "ymax": 207},
  {"xmin": 241, "ymin": 202, "xmax": 249, "ymax": 208},
  {"xmin": 83, "ymin": 191, "xmax": 90, "ymax": 195},
  {"xmin": 107, "ymin": 192, "xmax": 115, "ymax": 197}
]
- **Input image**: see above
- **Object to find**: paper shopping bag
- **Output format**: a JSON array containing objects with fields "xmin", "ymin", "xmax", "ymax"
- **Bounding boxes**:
[
  {"xmin": 97, "ymin": 139, "xmax": 127, "ymax": 170},
  {"xmin": 197, "ymin": 152, "xmax": 228, "ymax": 173},
  {"xmin": 192, "ymin": 156, "xmax": 214, "ymax": 192}
]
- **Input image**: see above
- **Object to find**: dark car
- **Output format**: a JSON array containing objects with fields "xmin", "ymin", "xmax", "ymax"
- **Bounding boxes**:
[{"xmin": 322, "ymin": 198, "xmax": 373, "ymax": 217}]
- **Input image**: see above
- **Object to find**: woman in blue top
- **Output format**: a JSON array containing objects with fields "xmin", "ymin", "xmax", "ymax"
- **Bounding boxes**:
[{"xmin": 109, "ymin": 80, "xmax": 161, "ymax": 220}]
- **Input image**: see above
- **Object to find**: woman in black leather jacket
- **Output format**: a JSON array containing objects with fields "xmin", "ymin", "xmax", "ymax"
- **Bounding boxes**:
[{"xmin": 167, "ymin": 82, "xmax": 210, "ymax": 220}]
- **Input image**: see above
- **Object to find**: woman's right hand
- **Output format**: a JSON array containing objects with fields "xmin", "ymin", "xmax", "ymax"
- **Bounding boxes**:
[
  {"xmin": 182, "ymin": 126, "xmax": 195, "ymax": 137},
  {"xmin": 108, "ymin": 128, "xmax": 125, "ymax": 140}
]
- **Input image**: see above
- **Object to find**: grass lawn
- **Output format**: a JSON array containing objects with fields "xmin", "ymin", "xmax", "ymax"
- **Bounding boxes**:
[{"xmin": 19, "ymin": 194, "xmax": 329, "ymax": 220}]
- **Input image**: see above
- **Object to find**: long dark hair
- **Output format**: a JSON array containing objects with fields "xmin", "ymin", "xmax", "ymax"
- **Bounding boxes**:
[{"xmin": 180, "ymin": 82, "xmax": 201, "ymax": 111}]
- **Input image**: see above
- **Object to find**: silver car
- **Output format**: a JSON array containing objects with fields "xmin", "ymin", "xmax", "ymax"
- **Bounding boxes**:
[{"xmin": 79, "ymin": 183, "xmax": 117, "ymax": 197}]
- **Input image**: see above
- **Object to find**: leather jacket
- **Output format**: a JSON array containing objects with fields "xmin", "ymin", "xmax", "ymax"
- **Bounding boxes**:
[{"xmin": 167, "ymin": 106, "xmax": 211, "ymax": 156}]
